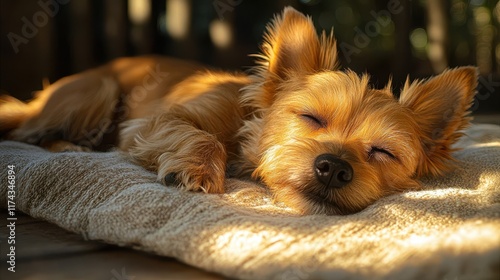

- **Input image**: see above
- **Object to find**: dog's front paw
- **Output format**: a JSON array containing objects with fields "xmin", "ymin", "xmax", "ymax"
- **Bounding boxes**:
[
  {"xmin": 42, "ymin": 140, "xmax": 92, "ymax": 152},
  {"xmin": 161, "ymin": 170, "xmax": 225, "ymax": 194},
  {"xmin": 156, "ymin": 139, "xmax": 227, "ymax": 194}
]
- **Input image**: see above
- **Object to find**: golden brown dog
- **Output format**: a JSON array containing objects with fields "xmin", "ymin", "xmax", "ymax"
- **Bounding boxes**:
[{"xmin": 0, "ymin": 7, "xmax": 478, "ymax": 214}]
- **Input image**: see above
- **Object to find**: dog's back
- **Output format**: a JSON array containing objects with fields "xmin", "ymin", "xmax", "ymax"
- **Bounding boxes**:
[{"xmin": 0, "ymin": 56, "xmax": 208, "ymax": 149}]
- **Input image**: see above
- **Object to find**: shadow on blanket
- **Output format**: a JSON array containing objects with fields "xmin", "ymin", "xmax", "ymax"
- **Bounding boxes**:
[{"xmin": 1, "ymin": 124, "xmax": 499, "ymax": 280}]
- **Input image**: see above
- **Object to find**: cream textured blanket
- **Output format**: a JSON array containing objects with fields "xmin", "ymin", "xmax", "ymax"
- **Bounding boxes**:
[{"xmin": 1, "ymin": 124, "xmax": 499, "ymax": 280}]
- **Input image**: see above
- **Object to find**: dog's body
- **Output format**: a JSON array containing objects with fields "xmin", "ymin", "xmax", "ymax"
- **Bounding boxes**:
[{"xmin": 0, "ymin": 8, "xmax": 478, "ymax": 215}]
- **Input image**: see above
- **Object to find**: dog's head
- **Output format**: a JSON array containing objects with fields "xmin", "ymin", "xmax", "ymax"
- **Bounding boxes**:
[{"xmin": 240, "ymin": 7, "xmax": 478, "ymax": 215}]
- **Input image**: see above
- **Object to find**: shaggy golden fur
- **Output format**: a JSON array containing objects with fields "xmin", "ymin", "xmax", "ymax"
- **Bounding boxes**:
[{"xmin": 0, "ymin": 7, "xmax": 478, "ymax": 214}]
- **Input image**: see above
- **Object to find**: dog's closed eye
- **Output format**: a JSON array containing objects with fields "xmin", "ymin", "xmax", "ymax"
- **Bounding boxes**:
[
  {"xmin": 368, "ymin": 146, "xmax": 396, "ymax": 161},
  {"xmin": 299, "ymin": 113, "xmax": 326, "ymax": 128}
]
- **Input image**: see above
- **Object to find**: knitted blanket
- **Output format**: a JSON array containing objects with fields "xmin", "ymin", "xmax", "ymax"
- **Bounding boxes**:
[{"xmin": 1, "ymin": 124, "xmax": 499, "ymax": 280}]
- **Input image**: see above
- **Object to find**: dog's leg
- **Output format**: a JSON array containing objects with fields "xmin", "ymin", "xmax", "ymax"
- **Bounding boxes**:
[
  {"xmin": 120, "ymin": 74, "xmax": 249, "ymax": 193},
  {"xmin": 120, "ymin": 75, "xmax": 248, "ymax": 193},
  {"xmin": 121, "ymin": 107, "xmax": 229, "ymax": 193}
]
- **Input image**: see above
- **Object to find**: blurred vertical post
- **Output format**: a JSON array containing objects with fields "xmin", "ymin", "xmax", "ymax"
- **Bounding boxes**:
[
  {"xmin": 472, "ymin": 2, "xmax": 495, "ymax": 75},
  {"xmin": 129, "ymin": 0, "xmax": 154, "ymax": 54},
  {"xmin": 105, "ymin": 0, "xmax": 128, "ymax": 58},
  {"xmin": 495, "ymin": 1, "xmax": 500, "ymax": 74},
  {"xmin": 69, "ymin": 0, "xmax": 94, "ymax": 71},
  {"xmin": 165, "ymin": 0, "xmax": 196, "ymax": 58},
  {"xmin": 392, "ymin": 0, "xmax": 412, "ymax": 89},
  {"xmin": 426, "ymin": 0, "xmax": 449, "ymax": 73}
]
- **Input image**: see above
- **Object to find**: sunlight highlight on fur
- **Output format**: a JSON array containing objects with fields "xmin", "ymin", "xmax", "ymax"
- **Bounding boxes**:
[{"xmin": 0, "ymin": 7, "xmax": 479, "ymax": 215}]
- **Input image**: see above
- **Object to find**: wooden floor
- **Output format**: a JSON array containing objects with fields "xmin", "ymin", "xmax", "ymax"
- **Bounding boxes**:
[
  {"xmin": 473, "ymin": 114, "xmax": 500, "ymax": 125},
  {"xmin": 0, "ymin": 212, "xmax": 228, "ymax": 280}
]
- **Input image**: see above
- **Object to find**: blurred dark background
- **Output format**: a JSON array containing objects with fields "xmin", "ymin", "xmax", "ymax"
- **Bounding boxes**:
[{"xmin": 1, "ymin": 0, "xmax": 499, "ymax": 115}]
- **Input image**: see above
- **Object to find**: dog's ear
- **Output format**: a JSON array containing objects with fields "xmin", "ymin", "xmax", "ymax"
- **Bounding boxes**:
[
  {"xmin": 258, "ymin": 7, "xmax": 338, "ymax": 80},
  {"xmin": 245, "ymin": 7, "xmax": 339, "ymax": 109},
  {"xmin": 399, "ymin": 67, "xmax": 478, "ymax": 176}
]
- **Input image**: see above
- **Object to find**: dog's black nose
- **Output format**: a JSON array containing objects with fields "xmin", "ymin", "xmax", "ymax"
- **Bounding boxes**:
[{"xmin": 314, "ymin": 154, "xmax": 353, "ymax": 188}]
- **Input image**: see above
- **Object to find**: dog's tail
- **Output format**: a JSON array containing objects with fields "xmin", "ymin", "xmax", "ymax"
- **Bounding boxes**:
[
  {"xmin": 0, "ymin": 86, "xmax": 51, "ymax": 138},
  {"xmin": 0, "ymin": 74, "xmax": 121, "ymax": 148}
]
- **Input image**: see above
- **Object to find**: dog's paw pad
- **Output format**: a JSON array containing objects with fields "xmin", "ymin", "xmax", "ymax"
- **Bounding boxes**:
[{"xmin": 163, "ymin": 172, "xmax": 179, "ymax": 185}]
